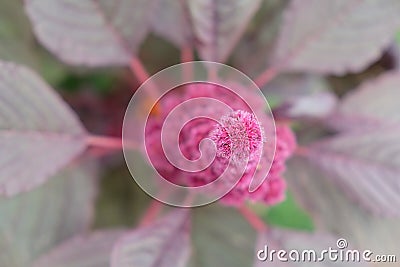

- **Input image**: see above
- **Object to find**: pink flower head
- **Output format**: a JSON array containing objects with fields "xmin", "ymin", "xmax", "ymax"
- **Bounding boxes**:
[
  {"xmin": 145, "ymin": 82, "xmax": 296, "ymax": 207},
  {"xmin": 210, "ymin": 110, "xmax": 264, "ymax": 163}
]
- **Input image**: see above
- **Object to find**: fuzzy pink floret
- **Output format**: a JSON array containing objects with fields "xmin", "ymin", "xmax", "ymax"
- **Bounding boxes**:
[
  {"xmin": 210, "ymin": 110, "xmax": 264, "ymax": 163},
  {"xmin": 145, "ymin": 83, "xmax": 296, "ymax": 207}
]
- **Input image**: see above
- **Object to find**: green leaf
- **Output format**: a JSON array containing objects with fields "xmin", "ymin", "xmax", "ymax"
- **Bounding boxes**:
[{"xmin": 263, "ymin": 192, "xmax": 314, "ymax": 231}]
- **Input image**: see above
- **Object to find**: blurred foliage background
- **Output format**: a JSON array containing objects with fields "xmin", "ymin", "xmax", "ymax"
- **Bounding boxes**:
[{"xmin": 1, "ymin": 0, "xmax": 397, "ymax": 233}]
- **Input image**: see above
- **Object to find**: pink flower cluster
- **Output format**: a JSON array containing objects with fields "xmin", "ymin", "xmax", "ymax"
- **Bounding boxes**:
[{"xmin": 145, "ymin": 83, "xmax": 296, "ymax": 206}]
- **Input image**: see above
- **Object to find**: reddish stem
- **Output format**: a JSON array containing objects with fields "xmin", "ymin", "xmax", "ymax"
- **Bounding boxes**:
[
  {"xmin": 86, "ymin": 135, "xmax": 123, "ymax": 149},
  {"xmin": 239, "ymin": 205, "xmax": 267, "ymax": 232},
  {"xmin": 86, "ymin": 135, "xmax": 137, "ymax": 150},
  {"xmin": 129, "ymin": 56, "xmax": 158, "ymax": 98},
  {"xmin": 181, "ymin": 45, "xmax": 194, "ymax": 80},
  {"xmin": 254, "ymin": 67, "xmax": 279, "ymax": 88},
  {"xmin": 181, "ymin": 45, "xmax": 194, "ymax": 63},
  {"xmin": 129, "ymin": 56, "xmax": 150, "ymax": 85},
  {"xmin": 139, "ymin": 199, "xmax": 164, "ymax": 227},
  {"xmin": 88, "ymin": 148, "xmax": 119, "ymax": 157}
]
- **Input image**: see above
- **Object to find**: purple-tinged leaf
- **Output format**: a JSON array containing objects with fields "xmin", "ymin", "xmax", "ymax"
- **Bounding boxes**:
[
  {"xmin": 33, "ymin": 230, "xmax": 125, "ymax": 267},
  {"xmin": 0, "ymin": 61, "xmax": 86, "ymax": 196},
  {"xmin": 286, "ymin": 157, "xmax": 400, "ymax": 258},
  {"xmin": 330, "ymin": 72, "xmax": 400, "ymax": 131},
  {"xmin": 263, "ymin": 74, "xmax": 337, "ymax": 118},
  {"xmin": 150, "ymin": 0, "xmax": 192, "ymax": 47},
  {"xmin": 188, "ymin": 0, "xmax": 262, "ymax": 62},
  {"xmin": 284, "ymin": 91, "xmax": 337, "ymax": 119},
  {"xmin": 233, "ymin": 0, "xmax": 288, "ymax": 76},
  {"xmin": 111, "ymin": 210, "xmax": 190, "ymax": 267},
  {"xmin": 306, "ymin": 130, "xmax": 400, "ymax": 216},
  {"xmin": 273, "ymin": 0, "xmax": 400, "ymax": 75},
  {"xmin": 0, "ymin": 160, "xmax": 98, "ymax": 267},
  {"xmin": 25, "ymin": 0, "xmax": 155, "ymax": 66},
  {"xmin": 254, "ymin": 230, "xmax": 365, "ymax": 266},
  {"xmin": 264, "ymin": 74, "xmax": 329, "ymax": 104},
  {"xmin": 189, "ymin": 205, "xmax": 256, "ymax": 267}
]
